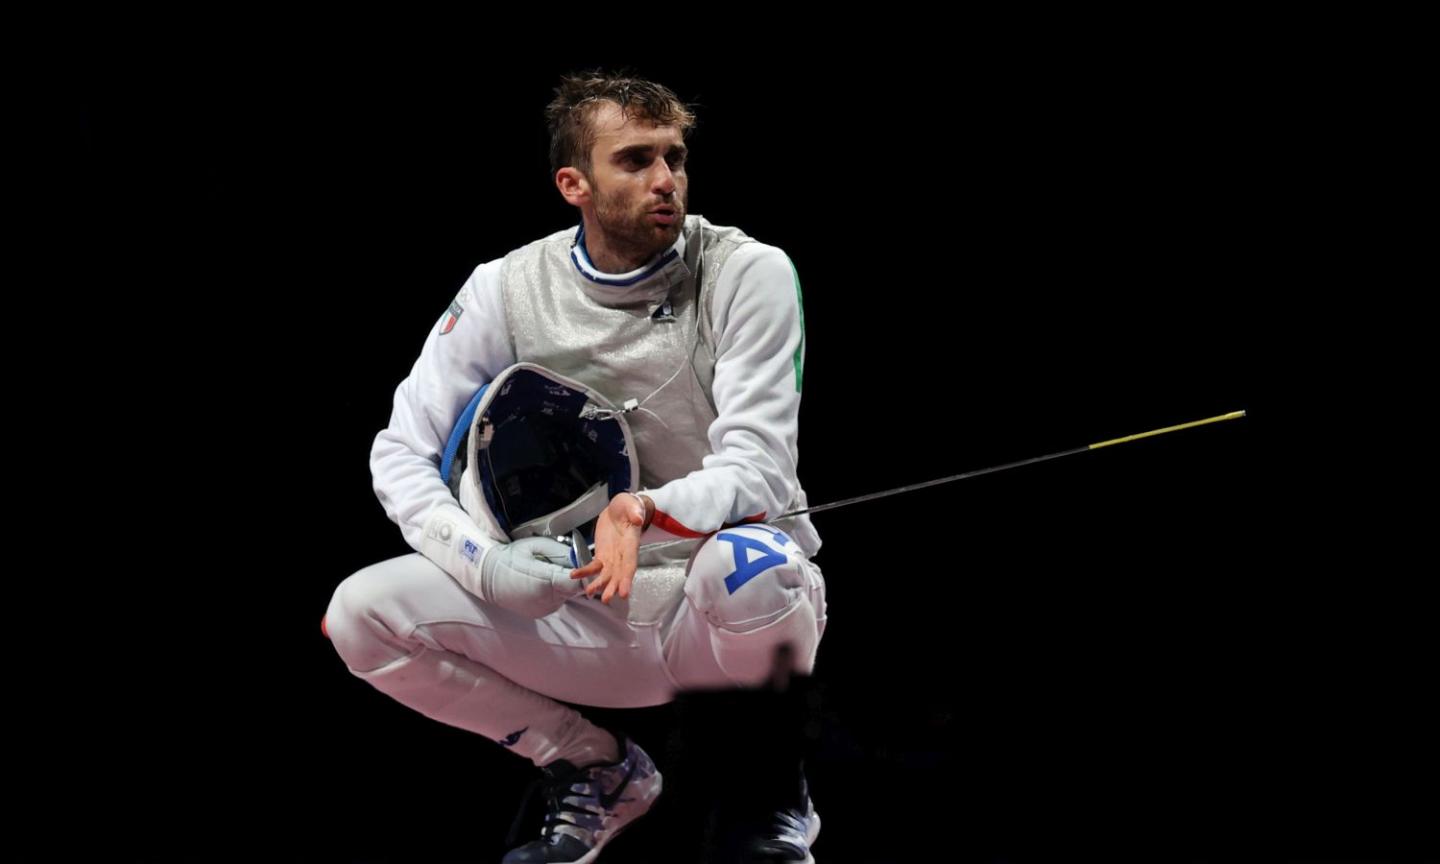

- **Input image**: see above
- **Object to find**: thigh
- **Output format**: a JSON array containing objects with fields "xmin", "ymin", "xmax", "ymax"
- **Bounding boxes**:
[{"xmin": 362, "ymin": 553, "xmax": 676, "ymax": 708}]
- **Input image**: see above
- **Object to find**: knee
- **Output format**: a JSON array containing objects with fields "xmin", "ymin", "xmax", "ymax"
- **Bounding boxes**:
[
  {"xmin": 683, "ymin": 524, "xmax": 813, "ymax": 634},
  {"xmin": 324, "ymin": 560, "xmax": 411, "ymax": 672},
  {"xmin": 683, "ymin": 524, "xmax": 824, "ymax": 682}
]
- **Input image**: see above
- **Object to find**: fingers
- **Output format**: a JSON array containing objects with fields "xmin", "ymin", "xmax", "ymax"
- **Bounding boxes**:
[
  {"xmin": 599, "ymin": 568, "xmax": 636, "ymax": 604},
  {"xmin": 570, "ymin": 559, "xmax": 603, "ymax": 580},
  {"xmin": 525, "ymin": 537, "xmax": 572, "ymax": 558},
  {"xmin": 569, "ymin": 551, "xmax": 635, "ymax": 605}
]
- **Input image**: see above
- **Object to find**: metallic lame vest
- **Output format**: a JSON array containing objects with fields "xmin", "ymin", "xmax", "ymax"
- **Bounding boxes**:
[{"xmin": 497, "ymin": 215, "xmax": 818, "ymax": 625}]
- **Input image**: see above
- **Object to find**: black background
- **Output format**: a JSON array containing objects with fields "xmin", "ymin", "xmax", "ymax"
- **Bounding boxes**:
[{"xmin": 59, "ymin": 24, "xmax": 1430, "ymax": 863}]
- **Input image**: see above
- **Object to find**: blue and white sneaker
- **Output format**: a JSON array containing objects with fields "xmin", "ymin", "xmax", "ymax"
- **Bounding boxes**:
[{"xmin": 502, "ymin": 732, "xmax": 662, "ymax": 864}]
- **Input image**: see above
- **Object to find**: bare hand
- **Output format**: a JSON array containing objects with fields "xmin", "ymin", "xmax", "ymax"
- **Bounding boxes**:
[{"xmin": 570, "ymin": 494, "xmax": 647, "ymax": 604}]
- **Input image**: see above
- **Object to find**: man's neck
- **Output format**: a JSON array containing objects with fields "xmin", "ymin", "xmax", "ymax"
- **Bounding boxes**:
[{"xmin": 582, "ymin": 222, "xmax": 663, "ymax": 274}]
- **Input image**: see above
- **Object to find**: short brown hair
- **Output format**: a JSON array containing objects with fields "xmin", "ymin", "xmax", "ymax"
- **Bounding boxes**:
[{"xmin": 545, "ymin": 70, "xmax": 696, "ymax": 177}]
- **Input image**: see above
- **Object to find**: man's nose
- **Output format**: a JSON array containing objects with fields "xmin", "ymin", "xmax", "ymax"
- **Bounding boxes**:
[{"xmin": 651, "ymin": 161, "xmax": 676, "ymax": 196}]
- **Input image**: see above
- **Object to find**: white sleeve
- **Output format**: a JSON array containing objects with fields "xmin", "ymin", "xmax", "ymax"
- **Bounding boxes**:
[
  {"xmin": 638, "ymin": 241, "xmax": 807, "ymax": 542},
  {"xmin": 370, "ymin": 258, "xmax": 516, "ymax": 555}
]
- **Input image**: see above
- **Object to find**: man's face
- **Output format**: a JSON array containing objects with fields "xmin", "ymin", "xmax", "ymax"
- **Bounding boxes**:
[{"xmin": 583, "ymin": 101, "xmax": 689, "ymax": 263}]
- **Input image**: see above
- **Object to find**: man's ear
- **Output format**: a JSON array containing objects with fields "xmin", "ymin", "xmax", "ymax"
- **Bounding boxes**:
[{"xmin": 556, "ymin": 167, "xmax": 591, "ymax": 207}]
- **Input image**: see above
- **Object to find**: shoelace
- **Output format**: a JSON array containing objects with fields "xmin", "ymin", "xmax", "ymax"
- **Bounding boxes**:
[{"xmin": 505, "ymin": 765, "xmax": 602, "ymax": 847}]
